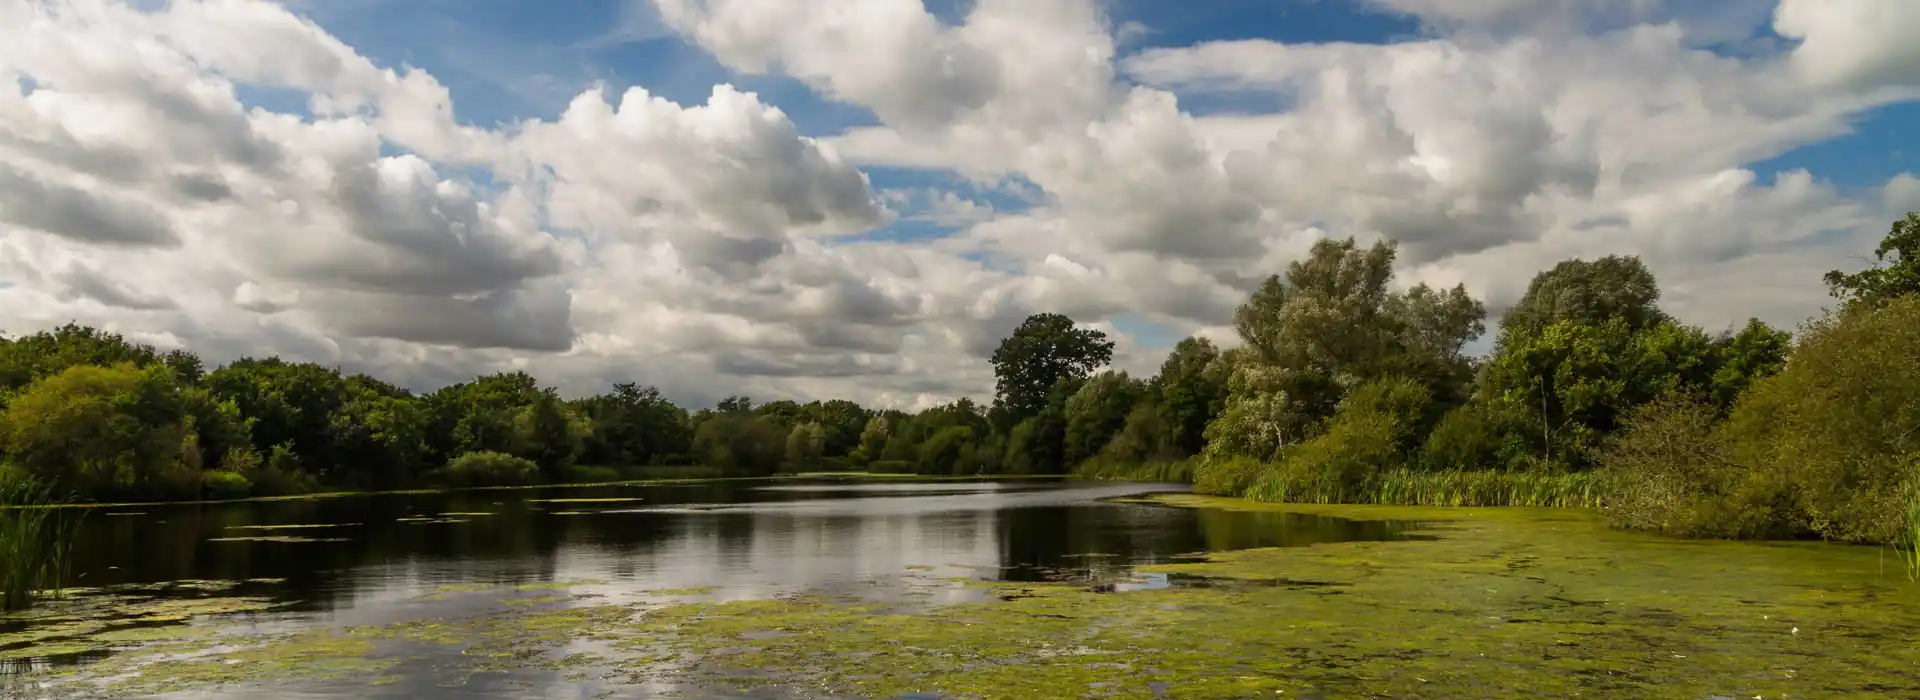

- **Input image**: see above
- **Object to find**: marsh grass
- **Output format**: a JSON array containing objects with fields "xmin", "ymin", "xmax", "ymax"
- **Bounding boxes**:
[
  {"xmin": 1071, "ymin": 457, "xmax": 1197, "ymax": 483},
  {"xmin": 1246, "ymin": 468, "xmax": 1611, "ymax": 509},
  {"xmin": 0, "ymin": 473, "xmax": 86, "ymax": 611}
]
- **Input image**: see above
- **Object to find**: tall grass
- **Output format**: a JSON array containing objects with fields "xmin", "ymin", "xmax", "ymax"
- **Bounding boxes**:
[
  {"xmin": 1904, "ymin": 484, "xmax": 1919, "ymax": 581},
  {"xmin": 1245, "ymin": 468, "xmax": 1612, "ymax": 509},
  {"xmin": 1, "ymin": 472, "xmax": 85, "ymax": 611},
  {"xmin": 1071, "ymin": 457, "xmax": 1197, "ymax": 483}
]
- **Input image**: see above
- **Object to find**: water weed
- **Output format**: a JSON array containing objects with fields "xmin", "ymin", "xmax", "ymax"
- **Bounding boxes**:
[{"xmin": 0, "ymin": 473, "xmax": 85, "ymax": 611}]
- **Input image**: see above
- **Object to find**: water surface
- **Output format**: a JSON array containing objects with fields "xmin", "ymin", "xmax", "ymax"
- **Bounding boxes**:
[{"xmin": 3, "ymin": 477, "xmax": 1416, "ymax": 687}]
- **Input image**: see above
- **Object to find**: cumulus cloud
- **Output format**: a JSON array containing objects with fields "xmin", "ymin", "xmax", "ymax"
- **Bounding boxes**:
[{"xmin": 0, "ymin": 0, "xmax": 1914, "ymax": 409}]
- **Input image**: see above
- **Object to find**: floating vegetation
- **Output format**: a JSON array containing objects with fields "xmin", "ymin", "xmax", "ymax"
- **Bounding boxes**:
[
  {"xmin": 438, "ymin": 512, "xmax": 496, "ymax": 517},
  {"xmin": 100, "ymin": 512, "xmax": 147, "ymax": 517},
  {"xmin": 395, "ymin": 516, "xmax": 470, "ymax": 525},
  {"xmin": 224, "ymin": 523, "xmax": 360, "ymax": 531},
  {"xmin": 640, "ymin": 586, "xmax": 719, "ymax": 596},
  {"xmin": 207, "ymin": 536, "xmax": 352, "ymax": 544},
  {"xmin": 528, "ymin": 498, "xmax": 646, "ymax": 504}
]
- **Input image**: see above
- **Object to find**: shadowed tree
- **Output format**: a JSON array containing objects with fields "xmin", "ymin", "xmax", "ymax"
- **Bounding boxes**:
[{"xmin": 989, "ymin": 313, "xmax": 1114, "ymax": 427}]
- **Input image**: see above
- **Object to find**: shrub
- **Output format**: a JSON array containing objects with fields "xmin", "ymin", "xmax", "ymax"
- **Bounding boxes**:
[
  {"xmin": 203, "ymin": 471, "xmax": 252, "ymax": 500},
  {"xmin": 1420, "ymin": 400, "xmax": 1531, "ymax": 472},
  {"xmin": 1192, "ymin": 455, "xmax": 1265, "ymax": 496},
  {"xmin": 1602, "ymin": 297, "xmax": 1920, "ymax": 544},
  {"xmin": 434, "ymin": 451, "xmax": 541, "ymax": 487}
]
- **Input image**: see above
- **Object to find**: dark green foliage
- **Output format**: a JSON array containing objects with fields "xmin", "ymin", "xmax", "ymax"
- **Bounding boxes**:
[
  {"xmin": 577, "ymin": 383, "xmax": 692, "ymax": 468},
  {"xmin": 1062, "ymin": 372, "xmax": 1144, "ymax": 467},
  {"xmin": 1151, "ymin": 337, "xmax": 1226, "ymax": 456},
  {"xmin": 692, "ymin": 413, "xmax": 785, "ymax": 476},
  {"xmin": 989, "ymin": 313, "xmax": 1114, "ymax": 425},
  {"xmin": 434, "ymin": 451, "xmax": 540, "ymax": 487},
  {"xmin": 918, "ymin": 426, "xmax": 978, "ymax": 475},
  {"xmin": 1498, "ymin": 255, "xmax": 1667, "ymax": 344},
  {"xmin": 1824, "ymin": 212, "xmax": 1920, "ymax": 307},
  {"xmin": 519, "ymin": 391, "xmax": 582, "ymax": 482},
  {"xmin": 1708, "ymin": 319, "xmax": 1791, "ymax": 407},
  {"xmin": 1419, "ymin": 401, "xmax": 1532, "ymax": 472}
]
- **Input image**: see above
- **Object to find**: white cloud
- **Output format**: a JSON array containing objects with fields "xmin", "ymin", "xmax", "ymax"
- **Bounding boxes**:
[{"xmin": 0, "ymin": 0, "xmax": 1914, "ymax": 410}]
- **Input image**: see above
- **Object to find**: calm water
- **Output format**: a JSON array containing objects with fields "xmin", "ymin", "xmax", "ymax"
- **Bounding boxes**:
[{"xmin": 5, "ymin": 478, "xmax": 1419, "ymax": 695}]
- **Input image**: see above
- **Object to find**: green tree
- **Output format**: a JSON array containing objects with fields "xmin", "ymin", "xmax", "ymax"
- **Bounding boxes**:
[
  {"xmin": 1152, "ymin": 337, "xmax": 1228, "ymax": 456},
  {"xmin": 1824, "ymin": 212, "xmax": 1920, "ymax": 307},
  {"xmin": 1498, "ymin": 255, "xmax": 1668, "ymax": 344},
  {"xmin": 0, "ymin": 363, "xmax": 192, "ymax": 495},
  {"xmin": 206, "ymin": 358, "xmax": 349, "ymax": 471},
  {"xmin": 516, "ymin": 391, "xmax": 583, "ymax": 482},
  {"xmin": 1209, "ymin": 237, "xmax": 1486, "ymax": 462},
  {"xmin": 785, "ymin": 422, "xmax": 826, "ymax": 470},
  {"xmin": 1478, "ymin": 318, "xmax": 1717, "ymax": 468},
  {"xmin": 1062, "ymin": 371, "xmax": 1144, "ymax": 466},
  {"xmin": 692, "ymin": 413, "xmax": 785, "ymax": 475},
  {"xmin": 0, "ymin": 324, "xmax": 163, "ymax": 392},
  {"xmin": 578, "ymin": 383, "xmax": 692, "ymax": 466},
  {"xmin": 918, "ymin": 426, "xmax": 978, "ymax": 475},
  {"xmin": 989, "ymin": 314, "xmax": 1114, "ymax": 425},
  {"xmin": 1708, "ymin": 319, "xmax": 1792, "ymax": 407}
]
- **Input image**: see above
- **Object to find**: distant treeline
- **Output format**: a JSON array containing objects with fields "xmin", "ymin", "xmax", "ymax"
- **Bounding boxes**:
[{"xmin": 2, "ymin": 214, "xmax": 1916, "ymax": 550}]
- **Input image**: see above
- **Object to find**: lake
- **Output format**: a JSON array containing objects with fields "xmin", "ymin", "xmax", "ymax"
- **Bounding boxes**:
[
  {"xmin": 1, "ymin": 477, "xmax": 1417, "ymax": 697},
  {"xmin": 6, "ymin": 479, "xmax": 1918, "ymax": 699}
]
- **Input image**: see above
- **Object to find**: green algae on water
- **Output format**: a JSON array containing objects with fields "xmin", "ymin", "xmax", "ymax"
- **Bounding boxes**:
[{"xmin": 18, "ymin": 496, "xmax": 1920, "ymax": 699}]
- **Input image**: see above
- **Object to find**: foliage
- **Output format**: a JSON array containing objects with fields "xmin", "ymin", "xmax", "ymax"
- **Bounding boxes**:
[
  {"xmin": 1418, "ymin": 400, "xmax": 1532, "ymax": 472},
  {"xmin": 434, "ymin": 451, "xmax": 541, "ymax": 487},
  {"xmin": 203, "ymin": 470, "xmax": 251, "ymax": 500},
  {"xmin": 1071, "ymin": 456, "xmax": 1195, "ymax": 483},
  {"xmin": 1192, "ymin": 455, "xmax": 1265, "ymax": 496},
  {"xmin": 0, "ymin": 470, "xmax": 84, "ymax": 611},
  {"xmin": 1241, "ymin": 377, "xmax": 1431, "ymax": 504},
  {"xmin": 1603, "ymin": 295, "xmax": 1920, "ymax": 545},
  {"xmin": 0, "ymin": 363, "xmax": 199, "ymax": 497},
  {"xmin": 1062, "ymin": 371, "xmax": 1144, "ymax": 467},
  {"xmin": 989, "ymin": 313, "xmax": 1114, "ymax": 425},
  {"xmin": 692, "ymin": 413, "xmax": 785, "ymax": 476},
  {"xmin": 1213, "ymin": 238, "xmax": 1485, "ymax": 464},
  {"xmin": 1707, "ymin": 318, "xmax": 1792, "ymax": 407},
  {"xmin": 1497, "ymin": 255, "xmax": 1667, "ymax": 343},
  {"xmin": 785, "ymin": 422, "xmax": 827, "ymax": 471},
  {"xmin": 1824, "ymin": 211, "xmax": 1920, "ymax": 307},
  {"xmin": 1152, "ymin": 337, "xmax": 1228, "ymax": 456}
]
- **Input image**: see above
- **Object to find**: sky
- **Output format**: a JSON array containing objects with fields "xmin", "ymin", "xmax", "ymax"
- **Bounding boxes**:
[{"xmin": 1, "ymin": 0, "xmax": 1917, "ymax": 411}]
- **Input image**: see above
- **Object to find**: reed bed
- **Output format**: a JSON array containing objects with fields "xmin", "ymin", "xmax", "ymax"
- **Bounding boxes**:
[
  {"xmin": 1, "ymin": 473, "xmax": 85, "ymax": 611},
  {"xmin": 1071, "ymin": 458, "xmax": 1197, "ymax": 484},
  {"xmin": 1245, "ymin": 468, "xmax": 1613, "ymax": 509}
]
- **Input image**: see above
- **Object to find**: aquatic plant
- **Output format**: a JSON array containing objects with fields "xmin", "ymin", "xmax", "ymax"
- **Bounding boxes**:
[
  {"xmin": 0, "ymin": 471, "xmax": 86, "ymax": 611},
  {"xmin": 1244, "ymin": 467, "xmax": 1611, "ymax": 509}
]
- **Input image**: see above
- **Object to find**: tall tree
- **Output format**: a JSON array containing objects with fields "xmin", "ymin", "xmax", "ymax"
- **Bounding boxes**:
[
  {"xmin": 1153, "ymin": 337, "xmax": 1228, "ymax": 456},
  {"xmin": 1824, "ymin": 212, "xmax": 1920, "ymax": 307},
  {"xmin": 1498, "ymin": 255, "xmax": 1667, "ymax": 343},
  {"xmin": 1062, "ymin": 371, "xmax": 1144, "ymax": 466},
  {"xmin": 989, "ymin": 313, "xmax": 1114, "ymax": 425}
]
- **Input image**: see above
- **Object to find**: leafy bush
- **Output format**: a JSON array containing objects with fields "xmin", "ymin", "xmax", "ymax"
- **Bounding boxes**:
[
  {"xmin": 1603, "ymin": 297, "xmax": 1920, "ymax": 544},
  {"xmin": 203, "ymin": 471, "xmax": 251, "ymax": 500},
  {"xmin": 1192, "ymin": 455, "xmax": 1264, "ymax": 496},
  {"xmin": 1243, "ymin": 377, "xmax": 1430, "ymax": 504},
  {"xmin": 434, "ymin": 451, "xmax": 541, "ymax": 487},
  {"xmin": 1419, "ymin": 401, "xmax": 1531, "ymax": 472}
]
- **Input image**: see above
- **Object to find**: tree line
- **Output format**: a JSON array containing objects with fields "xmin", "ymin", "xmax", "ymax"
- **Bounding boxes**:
[{"xmin": 2, "ymin": 213, "xmax": 1915, "ymax": 547}]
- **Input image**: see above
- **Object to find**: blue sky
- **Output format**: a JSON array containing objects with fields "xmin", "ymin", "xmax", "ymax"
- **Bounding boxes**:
[{"xmin": 269, "ymin": 0, "xmax": 1919, "ymax": 355}]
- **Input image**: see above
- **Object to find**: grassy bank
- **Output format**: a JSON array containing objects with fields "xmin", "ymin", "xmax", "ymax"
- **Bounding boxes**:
[
  {"xmin": 1244, "ymin": 468, "xmax": 1613, "ymax": 509},
  {"xmin": 1070, "ymin": 458, "xmax": 1196, "ymax": 483},
  {"xmin": 0, "ymin": 473, "xmax": 83, "ymax": 611}
]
